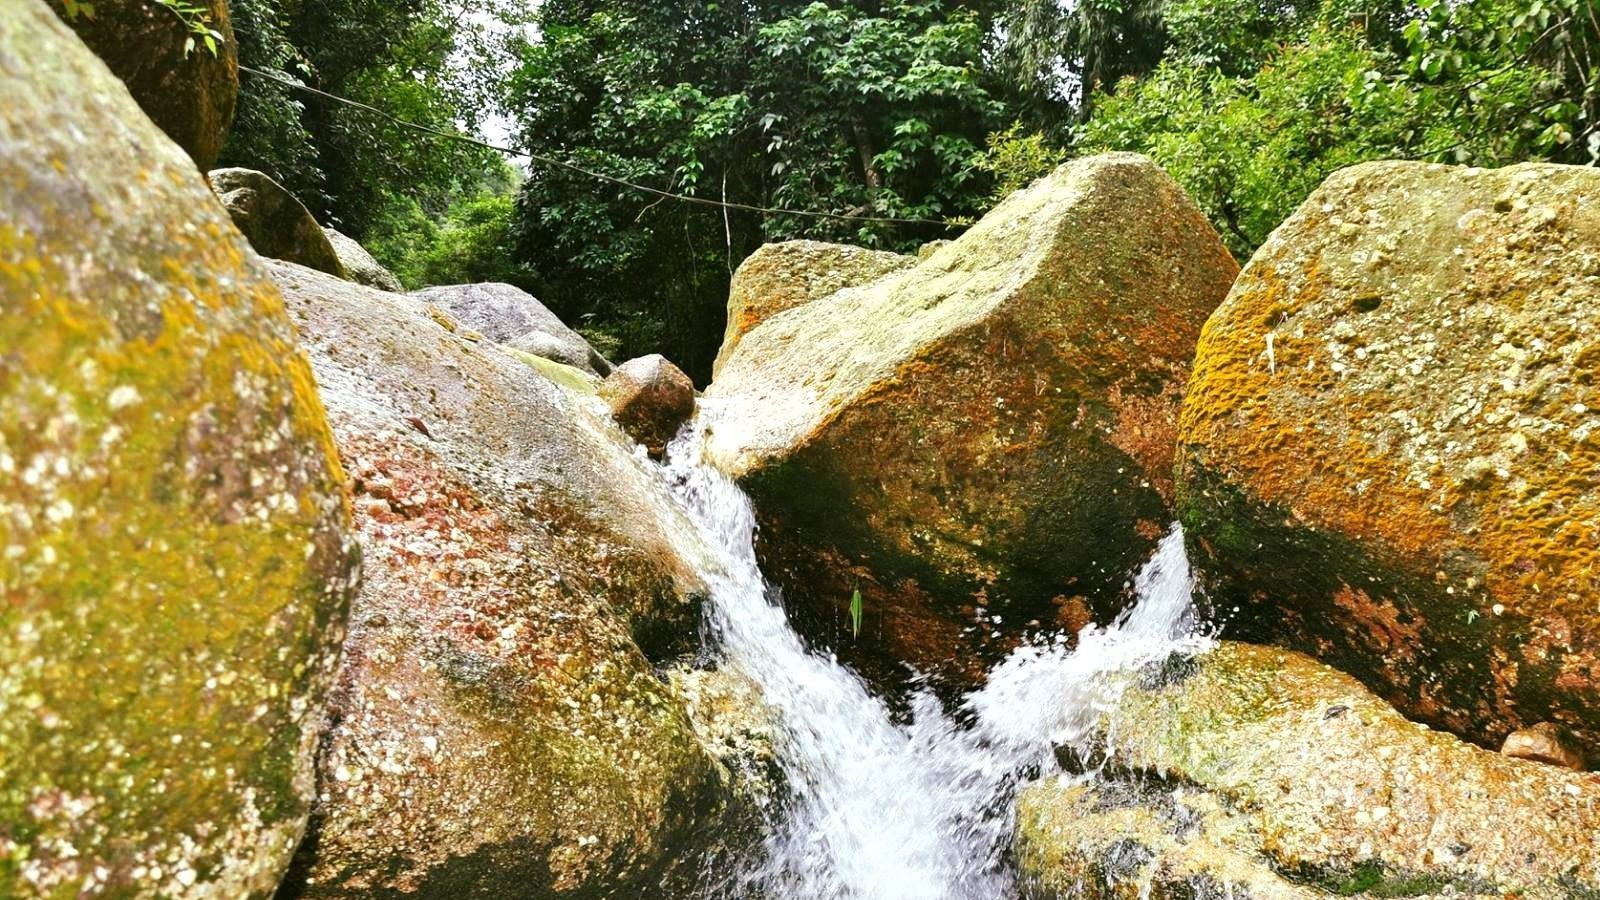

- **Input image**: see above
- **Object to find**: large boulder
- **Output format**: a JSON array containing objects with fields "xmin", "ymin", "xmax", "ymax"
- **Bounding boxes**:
[
  {"xmin": 51, "ymin": 0, "xmax": 238, "ymax": 170},
  {"xmin": 0, "ymin": 6, "xmax": 358, "ymax": 897},
  {"xmin": 1176, "ymin": 161, "xmax": 1600, "ymax": 750},
  {"xmin": 712, "ymin": 240, "xmax": 914, "ymax": 377},
  {"xmin": 265, "ymin": 262, "xmax": 733, "ymax": 898},
  {"xmin": 1016, "ymin": 643, "xmax": 1600, "ymax": 900},
  {"xmin": 210, "ymin": 167, "xmax": 346, "ymax": 277},
  {"xmin": 703, "ymin": 154, "xmax": 1239, "ymax": 683},
  {"xmin": 411, "ymin": 282, "xmax": 611, "ymax": 376},
  {"xmin": 324, "ymin": 227, "xmax": 403, "ymax": 292}
]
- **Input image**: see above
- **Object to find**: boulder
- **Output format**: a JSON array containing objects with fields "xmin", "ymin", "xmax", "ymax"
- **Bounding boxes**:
[
  {"xmin": 1016, "ymin": 643, "xmax": 1600, "ymax": 900},
  {"xmin": 703, "ymin": 154, "xmax": 1239, "ymax": 683},
  {"xmin": 599, "ymin": 354, "xmax": 697, "ymax": 459},
  {"xmin": 713, "ymin": 240, "xmax": 914, "ymax": 377},
  {"xmin": 324, "ymin": 227, "xmax": 403, "ymax": 292},
  {"xmin": 0, "ymin": 6, "xmax": 358, "ymax": 897},
  {"xmin": 51, "ymin": 0, "xmax": 238, "ymax": 170},
  {"xmin": 1502, "ymin": 722, "xmax": 1586, "ymax": 771},
  {"xmin": 412, "ymin": 282, "xmax": 611, "ymax": 376},
  {"xmin": 209, "ymin": 167, "xmax": 346, "ymax": 277},
  {"xmin": 265, "ymin": 262, "xmax": 733, "ymax": 898},
  {"xmin": 1176, "ymin": 161, "xmax": 1600, "ymax": 749}
]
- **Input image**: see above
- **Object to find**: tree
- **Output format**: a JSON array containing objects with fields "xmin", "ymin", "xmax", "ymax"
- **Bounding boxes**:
[
  {"xmin": 1080, "ymin": 0, "xmax": 1596, "ymax": 258},
  {"xmin": 506, "ymin": 0, "xmax": 1012, "ymax": 381},
  {"xmin": 1001, "ymin": 0, "xmax": 1170, "ymax": 125}
]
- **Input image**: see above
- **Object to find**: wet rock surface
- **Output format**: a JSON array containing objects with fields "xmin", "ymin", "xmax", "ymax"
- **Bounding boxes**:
[
  {"xmin": 412, "ymin": 282, "xmax": 611, "ymax": 376},
  {"xmin": 266, "ymin": 262, "xmax": 732, "ymax": 898},
  {"xmin": 713, "ymin": 240, "xmax": 914, "ymax": 377},
  {"xmin": 210, "ymin": 167, "xmax": 346, "ymax": 277},
  {"xmin": 52, "ymin": 0, "xmax": 238, "ymax": 170},
  {"xmin": 1017, "ymin": 642, "xmax": 1600, "ymax": 900},
  {"xmin": 704, "ymin": 154, "xmax": 1238, "ymax": 685},
  {"xmin": 600, "ymin": 354, "xmax": 698, "ymax": 459},
  {"xmin": 1177, "ymin": 160, "xmax": 1600, "ymax": 750},
  {"xmin": 0, "ymin": 7, "xmax": 358, "ymax": 896},
  {"xmin": 324, "ymin": 227, "xmax": 403, "ymax": 292}
]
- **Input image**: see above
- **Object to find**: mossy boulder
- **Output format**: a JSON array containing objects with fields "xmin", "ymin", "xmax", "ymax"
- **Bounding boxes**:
[
  {"xmin": 50, "ymin": 0, "xmax": 239, "ymax": 170},
  {"xmin": 210, "ymin": 167, "xmax": 346, "ymax": 277},
  {"xmin": 412, "ymin": 282, "xmax": 611, "ymax": 376},
  {"xmin": 324, "ymin": 227, "xmax": 402, "ymax": 292},
  {"xmin": 1176, "ymin": 161, "xmax": 1600, "ymax": 750},
  {"xmin": 703, "ymin": 154, "xmax": 1238, "ymax": 683},
  {"xmin": 0, "ymin": 5, "xmax": 358, "ymax": 896},
  {"xmin": 1017, "ymin": 642, "xmax": 1600, "ymax": 900},
  {"xmin": 266, "ymin": 262, "xmax": 733, "ymax": 898},
  {"xmin": 712, "ymin": 240, "xmax": 914, "ymax": 377}
]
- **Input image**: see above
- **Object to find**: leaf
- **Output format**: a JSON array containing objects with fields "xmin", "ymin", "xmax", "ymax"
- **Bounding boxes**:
[{"xmin": 849, "ymin": 588, "xmax": 863, "ymax": 638}]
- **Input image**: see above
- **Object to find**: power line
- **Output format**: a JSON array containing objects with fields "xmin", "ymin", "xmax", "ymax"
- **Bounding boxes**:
[{"xmin": 238, "ymin": 64, "xmax": 958, "ymax": 228}]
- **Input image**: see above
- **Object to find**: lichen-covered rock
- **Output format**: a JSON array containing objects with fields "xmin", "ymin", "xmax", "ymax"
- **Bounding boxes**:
[
  {"xmin": 210, "ymin": 167, "xmax": 346, "ymax": 277},
  {"xmin": 1018, "ymin": 642, "xmax": 1600, "ymax": 900},
  {"xmin": 265, "ymin": 262, "xmax": 732, "ymax": 898},
  {"xmin": 600, "ymin": 354, "xmax": 697, "ymax": 459},
  {"xmin": 412, "ymin": 282, "xmax": 611, "ymax": 376},
  {"xmin": 1176, "ymin": 161, "xmax": 1600, "ymax": 750},
  {"xmin": 671, "ymin": 665, "xmax": 782, "ymax": 814},
  {"xmin": 324, "ymin": 227, "xmax": 402, "ymax": 292},
  {"xmin": 712, "ymin": 240, "xmax": 914, "ymax": 377},
  {"xmin": 51, "ymin": 0, "xmax": 238, "ymax": 170},
  {"xmin": 1018, "ymin": 779, "xmax": 1337, "ymax": 900},
  {"xmin": 703, "ymin": 155, "xmax": 1238, "ymax": 683},
  {"xmin": 0, "ymin": 6, "xmax": 358, "ymax": 896}
]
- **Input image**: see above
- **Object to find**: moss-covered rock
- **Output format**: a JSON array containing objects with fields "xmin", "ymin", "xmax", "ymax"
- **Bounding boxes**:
[
  {"xmin": 210, "ymin": 168, "xmax": 346, "ymax": 278},
  {"xmin": 703, "ymin": 155, "xmax": 1238, "ymax": 684},
  {"xmin": 0, "ymin": 6, "xmax": 359, "ymax": 896},
  {"xmin": 712, "ymin": 240, "xmax": 914, "ymax": 377},
  {"xmin": 266, "ymin": 262, "xmax": 733, "ymax": 898},
  {"xmin": 324, "ymin": 228, "xmax": 402, "ymax": 292},
  {"xmin": 1176, "ymin": 161, "xmax": 1600, "ymax": 750},
  {"xmin": 50, "ymin": 0, "xmax": 238, "ymax": 170},
  {"xmin": 1017, "ymin": 642, "xmax": 1600, "ymax": 900}
]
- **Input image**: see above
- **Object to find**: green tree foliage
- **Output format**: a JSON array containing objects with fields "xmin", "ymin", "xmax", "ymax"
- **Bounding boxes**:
[
  {"xmin": 1080, "ymin": 0, "xmax": 1598, "ymax": 257},
  {"xmin": 506, "ymin": 0, "xmax": 1012, "ymax": 381},
  {"xmin": 221, "ymin": 0, "xmax": 513, "ymax": 235},
  {"xmin": 1002, "ymin": 0, "xmax": 1169, "ymax": 124},
  {"xmin": 208, "ymin": 0, "xmax": 1595, "ymax": 382}
]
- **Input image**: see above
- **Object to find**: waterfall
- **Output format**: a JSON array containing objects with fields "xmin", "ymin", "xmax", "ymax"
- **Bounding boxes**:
[{"xmin": 662, "ymin": 414, "xmax": 1212, "ymax": 900}]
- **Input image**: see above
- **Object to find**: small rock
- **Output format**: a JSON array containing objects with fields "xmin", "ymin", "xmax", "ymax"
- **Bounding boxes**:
[
  {"xmin": 1502, "ymin": 722, "xmax": 1586, "ymax": 771},
  {"xmin": 599, "ymin": 355, "xmax": 696, "ymax": 459}
]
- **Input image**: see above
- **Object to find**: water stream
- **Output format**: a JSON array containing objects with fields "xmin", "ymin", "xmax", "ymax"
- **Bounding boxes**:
[{"xmin": 663, "ymin": 416, "xmax": 1212, "ymax": 900}]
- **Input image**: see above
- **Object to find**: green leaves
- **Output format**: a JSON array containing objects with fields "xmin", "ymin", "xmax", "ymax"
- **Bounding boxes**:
[
  {"xmin": 58, "ymin": 0, "xmax": 95, "ymax": 21},
  {"xmin": 153, "ymin": 0, "xmax": 225, "ymax": 58},
  {"xmin": 850, "ymin": 588, "xmax": 863, "ymax": 639}
]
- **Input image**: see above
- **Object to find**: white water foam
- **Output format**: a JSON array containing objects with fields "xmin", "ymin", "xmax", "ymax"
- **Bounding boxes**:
[{"xmin": 663, "ymin": 413, "xmax": 1211, "ymax": 900}]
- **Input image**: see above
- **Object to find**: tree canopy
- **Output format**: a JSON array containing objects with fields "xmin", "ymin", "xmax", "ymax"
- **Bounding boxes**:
[{"xmin": 218, "ymin": 0, "xmax": 1599, "ymax": 381}]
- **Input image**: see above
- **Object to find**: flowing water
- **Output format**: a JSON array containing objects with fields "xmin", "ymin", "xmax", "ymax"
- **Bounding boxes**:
[{"xmin": 663, "ymin": 416, "xmax": 1212, "ymax": 900}]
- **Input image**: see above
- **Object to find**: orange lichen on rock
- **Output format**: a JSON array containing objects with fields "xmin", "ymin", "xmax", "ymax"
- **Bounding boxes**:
[{"xmin": 1178, "ymin": 160, "xmax": 1600, "ymax": 748}]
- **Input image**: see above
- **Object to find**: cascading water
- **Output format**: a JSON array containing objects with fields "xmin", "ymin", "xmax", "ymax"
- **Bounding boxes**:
[{"xmin": 662, "ymin": 412, "xmax": 1213, "ymax": 900}]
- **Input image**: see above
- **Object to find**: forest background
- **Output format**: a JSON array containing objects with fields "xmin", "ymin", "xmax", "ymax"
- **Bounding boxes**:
[{"xmin": 219, "ymin": 0, "xmax": 1599, "ymax": 381}]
